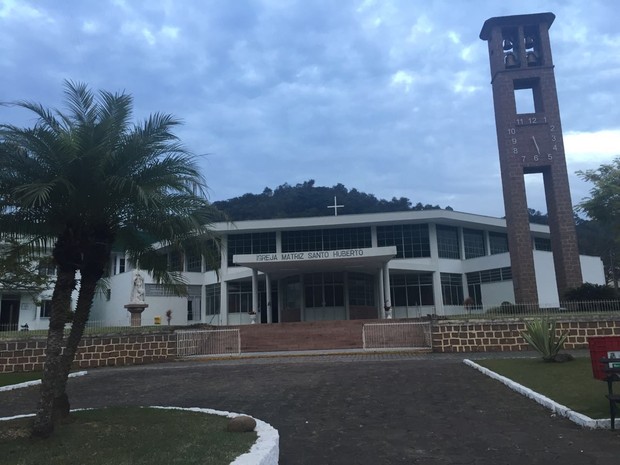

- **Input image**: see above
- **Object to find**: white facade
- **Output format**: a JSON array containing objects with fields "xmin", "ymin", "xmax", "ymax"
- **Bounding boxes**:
[
  {"xmin": 93, "ymin": 210, "xmax": 605, "ymax": 326},
  {"xmin": 2, "ymin": 209, "xmax": 606, "ymax": 330}
]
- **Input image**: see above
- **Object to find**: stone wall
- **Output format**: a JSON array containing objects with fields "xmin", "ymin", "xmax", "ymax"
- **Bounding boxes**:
[
  {"xmin": 431, "ymin": 317, "xmax": 620, "ymax": 353},
  {"xmin": 3, "ymin": 318, "xmax": 620, "ymax": 373},
  {"xmin": 0, "ymin": 333, "xmax": 176, "ymax": 373}
]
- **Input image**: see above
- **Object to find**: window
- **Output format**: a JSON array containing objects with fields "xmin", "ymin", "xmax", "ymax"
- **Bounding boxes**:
[
  {"xmin": 466, "ymin": 267, "xmax": 512, "ymax": 285},
  {"xmin": 168, "ymin": 252, "xmax": 183, "ymax": 272},
  {"xmin": 348, "ymin": 273, "xmax": 375, "ymax": 306},
  {"xmin": 534, "ymin": 237, "xmax": 552, "ymax": 251},
  {"xmin": 441, "ymin": 273, "xmax": 464, "ymax": 306},
  {"xmin": 390, "ymin": 273, "xmax": 434, "ymax": 307},
  {"xmin": 463, "ymin": 229, "xmax": 485, "ymax": 259},
  {"xmin": 228, "ymin": 281, "xmax": 252, "ymax": 313},
  {"xmin": 228, "ymin": 233, "xmax": 276, "ymax": 266},
  {"xmin": 187, "ymin": 285, "xmax": 201, "ymax": 321},
  {"xmin": 489, "ymin": 232, "xmax": 509, "ymax": 254},
  {"xmin": 437, "ymin": 226, "xmax": 460, "ymax": 259},
  {"xmin": 40, "ymin": 300, "xmax": 53, "ymax": 318},
  {"xmin": 205, "ymin": 284, "xmax": 220, "ymax": 315},
  {"xmin": 186, "ymin": 252, "xmax": 202, "ymax": 272},
  {"xmin": 110, "ymin": 255, "xmax": 125, "ymax": 275},
  {"xmin": 377, "ymin": 224, "xmax": 430, "ymax": 258},
  {"xmin": 38, "ymin": 262, "xmax": 56, "ymax": 276},
  {"xmin": 281, "ymin": 227, "xmax": 371, "ymax": 253},
  {"xmin": 304, "ymin": 272, "xmax": 344, "ymax": 308}
]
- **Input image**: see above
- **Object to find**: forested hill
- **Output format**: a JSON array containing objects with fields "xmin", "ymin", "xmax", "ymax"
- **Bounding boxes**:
[{"xmin": 211, "ymin": 180, "xmax": 451, "ymax": 221}]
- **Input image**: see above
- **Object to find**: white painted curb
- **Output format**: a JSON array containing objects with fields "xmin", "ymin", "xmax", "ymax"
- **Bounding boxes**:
[
  {"xmin": 0, "ymin": 371, "xmax": 88, "ymax": 392},
  {"xmin": 153, "ymin": 407, "xmax": 279, "ymax": 465},
  {"xmin": 0, "ymin": 403, "xmax": 279, "ymax": 464},
  {"xmin": 464, "ymin": 359, "xmax": 612, "ymax": 429}
]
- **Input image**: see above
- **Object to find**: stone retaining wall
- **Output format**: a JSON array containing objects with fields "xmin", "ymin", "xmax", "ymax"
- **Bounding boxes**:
[
  {"xmin": 431, "ymin": 317, "xmax": 620, "ymax": 353},
  {"xmin": 0, "ymin": 333, "xmax": 176, "ymax": 373},
  {"xmin": 3, "ymin": 318, "xmax": 620, "ymax": 372}
]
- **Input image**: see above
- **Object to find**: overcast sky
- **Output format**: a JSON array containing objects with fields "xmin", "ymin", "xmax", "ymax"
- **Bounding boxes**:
[{"xmin": 1, "ymin": 0, "xmax": 619, "ymax": 218}]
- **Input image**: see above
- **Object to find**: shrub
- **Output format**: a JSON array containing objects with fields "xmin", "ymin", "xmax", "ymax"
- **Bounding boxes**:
[
  {"xmin": 521, "ymin": 317, "xmax": 570, "ymax": 362},
  {"xmin": 563, "ymin": 283, "xmax": 617, "ymax": 301}
]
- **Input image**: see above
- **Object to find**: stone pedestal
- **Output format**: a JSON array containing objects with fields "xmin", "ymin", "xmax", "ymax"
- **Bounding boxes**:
[{"xmin": 125, "ymin": 303, "xmax": 149, "ymax": 327}]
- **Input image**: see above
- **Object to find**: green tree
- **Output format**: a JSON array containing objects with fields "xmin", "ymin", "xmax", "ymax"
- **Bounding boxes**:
[
  {"xmin": 578, "ymin": 158, "xmax": 620, "ymax": 288},
  {"xmin": 0, "ymin": 81, "xmax": 218, "ymax": 437}
]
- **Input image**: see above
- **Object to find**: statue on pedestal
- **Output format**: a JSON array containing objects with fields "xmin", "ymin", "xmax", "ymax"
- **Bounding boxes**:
[
  {"xmin": 130, "ymin": 271, "xmax": 145, "ymax": 303},
  {"xmin": 125, "ymin": 270, "xmax": 148, "ymax": 326}
]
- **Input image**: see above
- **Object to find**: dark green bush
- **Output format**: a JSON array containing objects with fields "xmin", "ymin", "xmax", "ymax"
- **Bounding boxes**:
[{"xmin": 563, "ymin": 283, "xmax": 617, "ymax": 301}]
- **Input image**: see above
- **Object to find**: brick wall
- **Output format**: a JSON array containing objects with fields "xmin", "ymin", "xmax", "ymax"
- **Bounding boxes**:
[
  {"xmin": 0, "ymin": 333, "xmax": 177, "ymax": 373},
  {"xmin": 4, "ymin": 318, "xmax": 620, "ymax": 372},
  {"xmin": 431, "ymin": 318, "xmax": 620, "ymax": 353}
]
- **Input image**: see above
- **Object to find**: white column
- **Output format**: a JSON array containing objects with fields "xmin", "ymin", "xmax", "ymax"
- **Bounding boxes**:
[
  {"xmin": 220, "ymin": 280, "xmax": 228, "ymax": 325},
  {"xmin": 383, "ymin": 262, "xmax": 392, "ymax": 319},
  {"xmin": 377, "ymin": 269, "xmax": 384, "ymax": 319},
  {"xmin": 429, "ymin": 223, "xmax": 443, "ymax": 316},
  {"xmin": 252, "ymin": 269, "xmax": 259, "ymax": 324},
  {"xmin": 432, "ymin": 271, "xmax": 443, "ymax": 317},
  {"xmin": 265, "ymin": 273, "xmax": 272, "ymax": 324}
]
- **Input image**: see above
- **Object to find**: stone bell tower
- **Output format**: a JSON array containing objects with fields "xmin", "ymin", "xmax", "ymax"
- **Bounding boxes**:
[{"xmin": 480, "ymin": 13, "xmax": 582, "ymax": 304}]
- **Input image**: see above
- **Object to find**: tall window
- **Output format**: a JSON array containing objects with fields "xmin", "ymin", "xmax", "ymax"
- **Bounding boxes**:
[
  {"xmin": 187, "ymin": 285, "xmax": 201, "ymax": 321},
  {"xmin": 489, "ymin": 232, "xmax": 509, "ymax": 254},
  {"xmin": 185, "ymin": 251, "xmax": 202, "ymax": 272},
  {"xmin": 437, "ymin": 226, "xmax": 460, "ymax": 259},
  {"xmin": 348, "ymin": 273, "xmax": 375, "ymax": 306},
  {"xmin": 40, "ymin": 300, "xmax": 53, "ymax": 318},
  {"xmin": 463, "ymin": 228, "xmax": 485, "ymax": 259},
  {"xmin": 228, "ymin": 281, "xmax": 252, "ymax": 313},
  {"xmin": 441, "ymin": 273, "xmax": 464, "ymax": 306},
  {"xmin": 205, "ymin": 284, "xmax": 220, "ymax": 315},
  {"xmin": 390, "ymin": 273, "xmax": 434, "ymax": 307},
  {"xmin": 377, "ymin": 224, "xmax": 430, "ymax": 258},
  {"xmin": 168, "ymin": 252, "xmax": 183, "ymax": 272}
]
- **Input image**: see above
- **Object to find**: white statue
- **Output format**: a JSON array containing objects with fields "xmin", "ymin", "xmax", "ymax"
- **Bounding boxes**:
[{"xmin": 130, "ymin": 271, "xmax": 145, "ymax": 303}]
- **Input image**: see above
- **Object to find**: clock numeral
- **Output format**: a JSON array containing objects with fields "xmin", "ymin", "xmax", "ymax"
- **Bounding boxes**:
[
  {"xmin": 512, "ymin": 138, "xmax": 517, "ymax": 144},
  {"xmin": 522, "ymin": 156, "xmax": 526, "ymax": 162},
  {"xmin": 553, "ymin": 144, "xmax": 558, "ymax": 151},
  {"xmin": 534, "ymin": 154, "xmax": 539, "ymax": 161},
  {"xmin": 550, "ymin": 124, "xmax": 555, "ymax": 131},
  {"xmin": 547, "ymin": 154, "xmax": 553, "ymax": 160},
  {"xmin": 551, "ymin": 135, "xmax": 557, "ymax": 142},
  {"xmin": 507, "ymin": 128, "xmax": 516, "ymax": 135},
  {"xmin": 513, "ymin": 148, "xmax": 518, "ymax": 154}
]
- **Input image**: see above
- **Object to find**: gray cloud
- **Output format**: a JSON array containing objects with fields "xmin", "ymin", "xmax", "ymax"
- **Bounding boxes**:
[{"xmin": 2, "ymin": 0, "xmax": 618, "ymax": 217}]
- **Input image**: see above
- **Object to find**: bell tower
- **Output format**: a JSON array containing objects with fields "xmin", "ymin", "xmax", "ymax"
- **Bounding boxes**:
[{"xmin": 480, "ymin": 13, "xmax": 582, "ymax": 304}]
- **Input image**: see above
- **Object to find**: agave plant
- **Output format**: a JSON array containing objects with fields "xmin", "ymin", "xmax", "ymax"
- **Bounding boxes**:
[{"xmin": 521, "ymin": 317, "xmax": 569, "ymax": 362}]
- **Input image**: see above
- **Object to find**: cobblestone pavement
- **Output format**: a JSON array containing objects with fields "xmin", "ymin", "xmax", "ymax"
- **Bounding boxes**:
[{"xmin": 2, "ymin": 351, "xmax": 619, "ymax": 464}]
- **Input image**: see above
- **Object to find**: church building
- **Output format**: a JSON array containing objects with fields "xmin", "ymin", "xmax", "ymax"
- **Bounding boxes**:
[{"xmin": 86, "ymin": 208, "xmax": 604, "ymax": 327}]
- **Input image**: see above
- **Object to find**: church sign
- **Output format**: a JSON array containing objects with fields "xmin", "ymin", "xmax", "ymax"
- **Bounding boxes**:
[{"xmin": 255, "ymin": 249, "xmax": 365, "ymax": 262}]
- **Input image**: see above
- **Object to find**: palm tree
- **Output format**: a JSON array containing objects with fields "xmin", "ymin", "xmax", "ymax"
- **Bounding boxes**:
[{"xmin": 0, "ymin": 81, "xmax": 219, "ymax": 437}]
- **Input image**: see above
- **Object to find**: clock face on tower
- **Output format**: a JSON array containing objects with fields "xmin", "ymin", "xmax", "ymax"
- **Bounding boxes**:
[{"xmin": 505, "ymin": 114, "xmax": 562, "ymax": 169}]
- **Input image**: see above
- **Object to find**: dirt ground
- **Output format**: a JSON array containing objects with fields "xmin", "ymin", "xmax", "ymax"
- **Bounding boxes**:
[{"xmin": 1, "ymin": 352, "xmax": 619, "ymax": 464}]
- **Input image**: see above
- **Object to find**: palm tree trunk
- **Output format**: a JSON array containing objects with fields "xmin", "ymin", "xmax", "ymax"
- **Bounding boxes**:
[
  {"xmin": 32, "ymin": 267, "xmax": 75, "ymax": 438},
  {"xmin": 53, "ymin": 273, "xmax": 99, "ymax": 418}
]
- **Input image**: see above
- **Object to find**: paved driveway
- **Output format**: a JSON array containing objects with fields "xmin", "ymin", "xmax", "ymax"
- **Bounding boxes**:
[{"xmin": 1, "ymin": 353, "xmax": 619, "ymax": 464}]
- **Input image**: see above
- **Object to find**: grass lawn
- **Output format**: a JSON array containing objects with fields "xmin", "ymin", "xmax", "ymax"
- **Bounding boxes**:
[
  {"xmin": 0, "ymin": 407, "xmax": 256, "ymax": 465},
  {"xmin": 476, "ymin": 357, "xmax": 611, "ymax": 419},
  {"xmin": 0, "ymin": 372, "xmax": 42, "ymax": 388}
]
